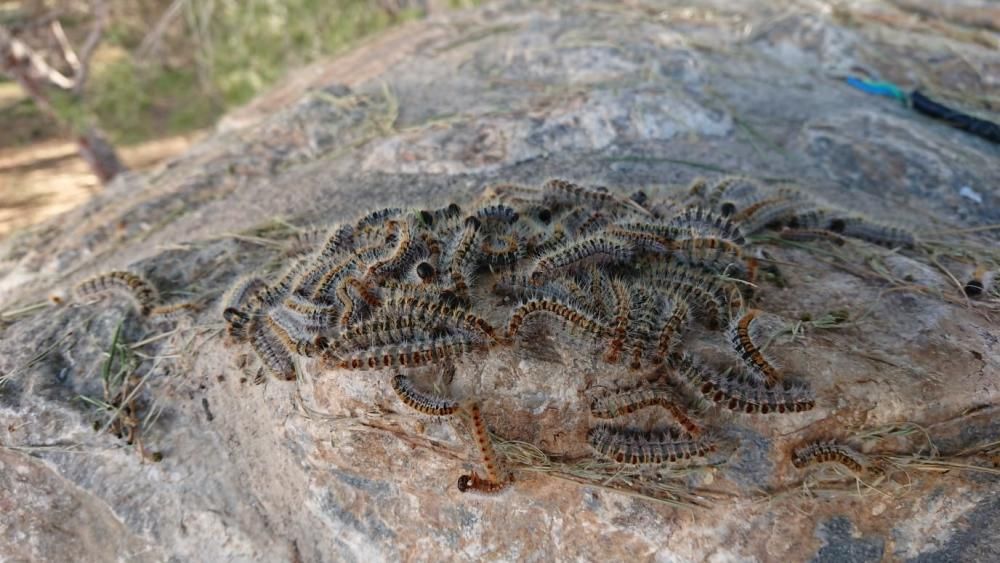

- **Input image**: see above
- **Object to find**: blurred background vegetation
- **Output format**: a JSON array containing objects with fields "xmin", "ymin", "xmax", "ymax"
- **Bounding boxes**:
[
  {"xmin": 0, "ymin": 0, "xmax": 477, "ymax": 149},
  {"xmin": 0, "ymin": 0, "xmax": 476, "ymax": 236}
]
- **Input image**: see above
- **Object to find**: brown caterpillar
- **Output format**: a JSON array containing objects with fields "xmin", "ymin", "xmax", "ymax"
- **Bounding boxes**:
[
  {"xmin": 828, "ymin": 216, "xmax": 916, "ymax": 249},
  {"xmin": 530, "ymin": 235, "xmax": 634, "ymax": 283},
  {"xmin": 728, "ymin": 309, "xmax": 782, "ymax": 387},
  {"xmin": 625, "ymin": 287, "xmax": 659, "ymax": 371},
  {"xmin": 327, "ymin": 335, "xmax": 485, "ymax": 371},
  {"xmin": 652, "ymin": 297, "xmax": 689, "ymax": 365},
  {"xmin": 777, "ymin": 228, "xmax": 846, "ymax": 246},
  {"xmin": 456, "ymin": 473, "xmax": 509, "ymax": 494},
  {"xmin": 542, "ymin": 178, "xmax": 618, "ymax": 209},
  {"xmin": 792, "ymin": 442, "xmax": 883, "ymax": 478},
  {"xmin": 587, "ymin": 424, "xmax": 715, "ymax": 465},
  {"xmin": 390, "ymin": 374, "xmax": 460, "ymax": 416},
  {"xmin": 447, "ymin": 217, "xmax": 482, "ymax": 298},
  {"xmin": 672, "ymin": 354, "xmax": 814, "ymax": 414},
  {"xmin": 366, "ymin": 219, "xmax": 426, "ymax": 280},
  {"xmin": 462, "ymin": 401, "xmax": 505, "ymax": 484},
  {"xmin": 149, "ymin": 301, "xmax": 201, "ymax": 320},
  {"xmin": 604, "ymin": 279, "xmax": 633, "ymax": 364},
  {"xmin": 506, "ymin": 296, "xmax": 607, "ymax": 340},
  {"xmin": 73, "ymin": 271, "xmax": 159, "ymax": 316},
  {"xmin": 266, "ymin": 308, "xmax": 325, "ymax": 357},
  {"xmin": 285, "ymin": 226, "xmax": 329, "ymax": 257},
  {"xmin": 379, "ymin": 292, "xmax": 499, "ymax": 343},
  {"xmin": 590, "ymin": 387, "xmax": 703, "ymax": 437},
  {"xmin": 479, "ymin": 235, "xmax": 521, "ymax": 270},
  {"xmin": 247, "ymin": 319, "xmax": 297, "ymax": 381},
  {"xmin": 475, "ymin": 203, "xmax": 519, "ymax": 225},
  {"xmin": 643, "ymin": 262, "xmax": 732, "ymax": 327}
]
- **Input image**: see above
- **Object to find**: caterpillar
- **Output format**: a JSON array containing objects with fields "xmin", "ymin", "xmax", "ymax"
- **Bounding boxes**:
[
  {"xmin": 605, "ymin": 224, "xmax": 671, "ymax": 255},
  {"xmin": 828, "ymin": 216, "xmax": 917, "ymax": 249},
  {"xmin": 506, "ymin": 296, "xmax": 607, "ymax": 340},
  {"xmin": 590, "ymin": 387, "xmax": 703, "ymax": 436},
  {"xmin": 671, "ymin": 354, "xmax": 814, "ymax": 414},
  {"xmin": 446, "ymin": 217, "xmax": 483, "ymax": 299},
  {"xmin": 643, "ymin": 262, "xmax": 733, "ymax": 327},
  {"xmin": 542, "ymin": 178, "xmax": 618, "ymax": 209},
  {"xmin": 792, "ymin": 442, "xmax": 883, "ymax": 478},
  {"xmin": 457, "ymin": 473, "xmax": 508, "ymax": 494},
  {"xmin": 587, "ymin": 424, "xmax": 715, "ymax": 465},
  {"xmin": 462, "ymin": 401, "xmax": 507, "ymax": 485},
  {"xmin": 625, "ymin": 287, "xmax": 660, "ymax": 371},
  {"xmin": 777, "ymin": 228, "xmax": 846, "ymax": 246},
  {"xmin": 668, "ymin": 207, "xmax": 746, "ymax": 246},
  {"xmin": 728, "ymin": 309, "xmax": 782, "ymax": 387},
  {"xmin": 221, "ymin": 276, "xmax": 268, "ymax": 341},
  {"xmin": 326, "ymin": 334, "xmax": 485, "ymax": 371},
  {"xmin": 964, "ymin": 265, "xmax": 994, "ymax": 297},
  {"xmin": 285, "ymin": 226, "xmax": 329, "ymax": 257},
  {"xmin": 379, "ymin": 292, "xmax": 499, "ymax": 342},
  {"xmin": 604, "ymin": 279, "xmax": 633, "ymax": 364},
  {"xmin": 652, "ymin": 297, "xmax": 690, "ymax": 364},
  {"xmin": 248, "ymin": 319, "xmax": 297, "ymax": 381},
  {"xmin": 366, "ymin": 219, "xmax": 427, "ymax": 280},
  {"xmin": 355, "ymin": 207, "xmax": 404, "ymax": 232},
  {"xmin": 530, "ymin": 235, "xmax": 634, "ymax": 283},
  {"xmin": 266, "ymin": 308, "xmax": 326, "ymax": 357},
  {"xmin": 390, "ymin": 374, "xmax": 460, "ymax": 416},
  {"xmin": 73, "ymin": 271, "xmax": 159, "ymax": 316},
  {"xmin": 479, "ymin": 235, "xmax": 522, "ymax": 270},
  {"xmin": 149, "ymin": 301, "xmax": 201, "ymax": 320},
  {"xmin": 475, "ymin": 203, "xmax": 519, "ymax": 225}
]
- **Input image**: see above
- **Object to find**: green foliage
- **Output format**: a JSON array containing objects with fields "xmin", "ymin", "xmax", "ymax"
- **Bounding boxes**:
[{"xmin": 13, "ymin": 0, "xmax": 434, "ymax": 146}]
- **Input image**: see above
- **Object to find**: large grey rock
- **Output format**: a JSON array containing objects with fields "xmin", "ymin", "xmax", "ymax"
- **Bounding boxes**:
[{"xmin": 1, "ymin": 1, "xmax": 998, "ymax": 561}]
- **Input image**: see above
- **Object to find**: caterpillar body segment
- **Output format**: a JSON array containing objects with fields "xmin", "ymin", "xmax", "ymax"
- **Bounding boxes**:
[
  {"xmin": 587, "ymin": 424, "xmax": 715, "ymax": 465},
  {"xmin": 391, "ymin": 374, "xmax": 460, "ymax": 416}
]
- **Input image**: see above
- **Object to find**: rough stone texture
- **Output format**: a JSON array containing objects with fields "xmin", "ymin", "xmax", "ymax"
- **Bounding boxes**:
[{"xmin": 1, "ymin": 1, "xmax": 998, "ymax": 561}]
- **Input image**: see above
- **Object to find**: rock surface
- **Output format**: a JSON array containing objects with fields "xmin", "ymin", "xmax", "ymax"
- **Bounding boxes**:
[{"xmin": 1, "ymin": 1, "xmax": 999, "ymax": 561}]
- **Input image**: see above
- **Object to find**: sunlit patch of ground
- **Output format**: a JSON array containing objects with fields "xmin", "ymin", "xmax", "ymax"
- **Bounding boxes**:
[{"xmin": 0, "ymin": 133, "xmax": 202, "ymax": 238}]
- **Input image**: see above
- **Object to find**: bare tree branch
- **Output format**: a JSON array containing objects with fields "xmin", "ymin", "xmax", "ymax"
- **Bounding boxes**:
[{"xmin": 73, "ymin": 0, "xmax": 109, "ymax": 93}]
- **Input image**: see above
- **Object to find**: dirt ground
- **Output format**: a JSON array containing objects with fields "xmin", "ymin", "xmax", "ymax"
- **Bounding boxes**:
[{"xmin": 0, "ymin": 133, "xmax": 199, "ymax": 238}]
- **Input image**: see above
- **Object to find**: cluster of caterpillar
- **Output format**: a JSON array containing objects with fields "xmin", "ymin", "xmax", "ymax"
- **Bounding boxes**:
[
  {"xmin": 220, "ymin": 176, "xmax": 922, "ymax": 493},
  {"xmin": 691, "ymin": 176, "xmax": 918, "ymax": 248}
]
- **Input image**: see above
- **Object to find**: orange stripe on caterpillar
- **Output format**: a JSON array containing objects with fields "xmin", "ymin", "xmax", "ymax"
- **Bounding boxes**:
[
  {"xmin": 390, "ymin": 374, "xmax": 460, "ymax": 416},
  {"xmin": 728, "ymin": 309, "xmax": 781, "ymax": 387},
  {"xmin": 587, "ymin": 424, "xmax": 715, "ymax": 465}
]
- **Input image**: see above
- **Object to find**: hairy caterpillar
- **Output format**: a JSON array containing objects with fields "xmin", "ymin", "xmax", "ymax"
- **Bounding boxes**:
[
  {"xmin": 728, "ymin": 309, "xmax": 782, "ymax": 387},
  {"xmin": 590, "ymin": 387, "xmax": 703, "ymax": 436},
  {"xmin": 587, "ymin": 424, "xmax": 715, "ymax": 465},
  {"xmin": 390, "ymin": 374, "xmax": 460, "ymax": 416},
  {"xmin": 74, "ymin": 271, "xmax": 159, "ymax": 316}
]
